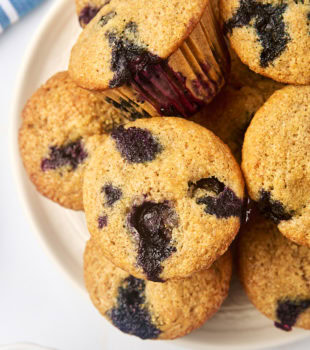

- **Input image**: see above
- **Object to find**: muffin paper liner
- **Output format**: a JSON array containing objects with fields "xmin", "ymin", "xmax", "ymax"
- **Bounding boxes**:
[{"xmin": 104, "ymin": 0, "xmax": 230, "ymax": 119}]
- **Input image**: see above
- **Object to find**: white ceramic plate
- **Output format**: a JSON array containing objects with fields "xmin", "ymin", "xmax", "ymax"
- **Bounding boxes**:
[
  {"xmin": 10, "ymin": 0, "xmax": 310, "ymax": 349},
  {"xmin": 0, "ymin": 344, "xmax": 55, "ymax": 350}
]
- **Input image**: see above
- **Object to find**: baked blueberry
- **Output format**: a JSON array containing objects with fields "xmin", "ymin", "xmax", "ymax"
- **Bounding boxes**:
[
  {"xmin": 196, "ymin": 187, "xmax": 243, "ymax": 219},
  {"xmin": 109, "ymin": 276, "xmax": 161, "ymax": 339},
  {"xmin": 102, "ymin": 184, "xmax": 122, "ymax": 207},
  {"xmin": 128, "ymin": 201, "xmax": 177, "ymax": 282},
  {"xmin": 41, "ymin": 140, "xmax": 88, "ymax": 171},
  {"xmin": 189, "ymin": 177, "xmax": 243, "ymax": 219},
  {"xmin": 275, "ymin": 299, "xmax": 310, "ymax": 331},
  {"xmin": 106, "ymin": 22, "xmax": 161, "ymax": 88},
  {"xmin": 257, "ymin": 189, "xmax": 293, "ymax": 224},
  {"xmin": 111, "ymin": 125, "xmax": 162, "ymax": 163}
]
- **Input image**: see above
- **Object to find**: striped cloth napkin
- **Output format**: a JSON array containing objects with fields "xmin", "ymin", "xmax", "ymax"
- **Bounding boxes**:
[{"xmin": 0, "ymin": 0, "xmax": 45, "ymax": 33}]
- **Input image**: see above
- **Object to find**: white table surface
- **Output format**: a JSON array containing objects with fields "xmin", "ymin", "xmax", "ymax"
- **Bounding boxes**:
[{"xmin": 0, "ymin": 1, "xmax": 310, "ymax": 349}]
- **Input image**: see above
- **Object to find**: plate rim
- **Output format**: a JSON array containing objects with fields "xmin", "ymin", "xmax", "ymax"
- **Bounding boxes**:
[
  {"xmin": 0, "ymin": 343, "xmax": 56, "ymax": 350},
  {"xmin": 9, "ymin": 0, "xmax": 310, "ymax": 348}
]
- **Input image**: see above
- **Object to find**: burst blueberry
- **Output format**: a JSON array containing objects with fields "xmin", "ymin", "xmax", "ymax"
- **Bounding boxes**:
[
  {"xmin": 106, "ymin": 22, "xmax": 161, "ymax": 88},
  {"xmin": 127, "ymin": 201, "xmax": 178, "ymax": 282},
  {"xmin": 275, "ymin": 298, "xmax": 310, "ymax": 331},
  {"xmin": 258, "ymin": 190, "xmax": 292, "ymax": 224},
  {"xmin": 189, "ymin": 177, "xmax": 243, "ymax": 218},
  {"xmin": 109, "ymin": 276, "xmax": 161, "ymax": 339}
]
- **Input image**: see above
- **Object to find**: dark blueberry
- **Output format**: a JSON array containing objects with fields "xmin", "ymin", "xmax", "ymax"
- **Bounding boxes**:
[
  {"xmin": 111, "ymin": 126, "xmax": 162, "ymax": 163},
  {"xmin": 105, "ymin": 21, "xmax": 162, "ymax": 88},
  {"xmin": 128, "ymin": 201, "xmax": 178, "ymax": 282},
  {"xmin": 78, "ymin": 5, "xmax": 101, "ymax": 26},
  {"xmin": 109, "ymin": 276, "xmax": 161, "ymax": 339},
  {"xmin": 224, "ymin": 0, "xmax": 290, "ymax": 67},
  {"xmin": 98, "ymin": 11, "xmax": 116, "ymax": 26},
  {"xmin": 98, "ymin": 215, "xmax": 108, "ymax": 229},
  {"xmin": 102, "ymin": 184, "xmax": 122, "ymax": 206},
  {"xmin": 105, "ymin": 96, "xmax": 151, "ymax": 121},
  {"xmin": 189, "ymin": 177, "xmax": 243, "ymax": 219},
  {"xmin": 275, "ymin": 299, "xmax": 310, "ymax": 331},
  {"xmin": 257, "ymin": 190, "xmax": 293, "ymax": 224},
  {"xmin": 197, "ymin": 189, "xmax": 243, "ymax": 218},
  {"xmin": 41, "ymin": 140, "xmax": 88, "ymax": 171}
]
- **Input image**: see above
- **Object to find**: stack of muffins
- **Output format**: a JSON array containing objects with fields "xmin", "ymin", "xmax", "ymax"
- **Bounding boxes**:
[{"xmin": 19, "ymin": 0, "xmax": 310, "ymax": 340}]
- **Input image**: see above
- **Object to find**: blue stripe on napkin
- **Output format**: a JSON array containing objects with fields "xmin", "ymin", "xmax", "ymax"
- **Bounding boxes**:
[
  {"xmin": 0, "ymin": 0, "xmax": 45, "ymax": 32},
  {"xmin": 10, "ymin": 0, "xmax": 44, "ymax": 17},
  {"xmin": 0, "ymin": 5, "xmax": 11, "ymax": 30}
]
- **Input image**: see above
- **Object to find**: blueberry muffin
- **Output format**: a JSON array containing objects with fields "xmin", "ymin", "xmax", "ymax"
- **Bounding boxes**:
[
  {"xmin": 83, "ymin": 117, "xmax": 244, "ymax": 281},
  {"xmin": 220, "ymin": 0, "xmax": 310, "ymax": 85},
  {"xmin": 238, "ymin": 213, "xmax": 310, "ymax": 331},
  {"xmin": 84, "ymin": 239, "xmax": 232, "ymax": 339},
  {"xmin": 242, "ymin": 85, "xmax": 310, "ymax": 247},
  {"xmin": 19, "ymin": 71, "xmax": 126, "ymax": 210},
  {"xmin": 69, "ymin": 0, "xmax": 230, "ymax": 118}
]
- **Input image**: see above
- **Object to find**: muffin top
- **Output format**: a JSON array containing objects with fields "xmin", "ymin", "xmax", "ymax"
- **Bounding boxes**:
[
  {"xmin": 242, "ymin": 85, "xmax": 310, "ymax": 247},
  {"xmin": 84, "ymin": 239, "xmax": 232, "ymax": 339},
  {"xmin": 238, "ymin": 213, "xmax": 310, "ymax": 331},
  {"xmin": 19, "ymin": 71, "xmax": 125, "ymax": 210},
  {"xmin": 220, "ymin": 0, "xmax": 310, "ymax": 84},
  {"xmin": 83, "ymin": 117, "xmax": 244, "ymax": 281},
  {"xmin": 69, "ymin": 0, "xmax": 209, "ymax": 90}
]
